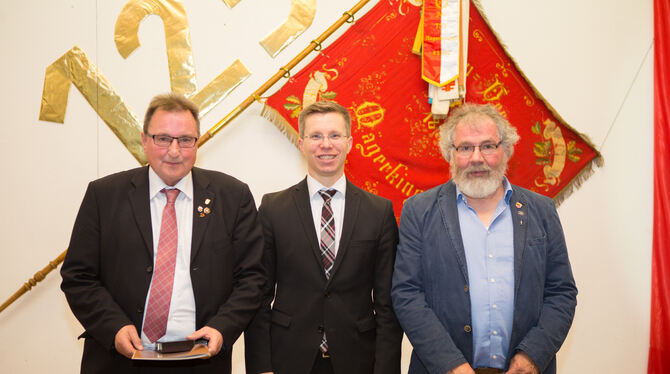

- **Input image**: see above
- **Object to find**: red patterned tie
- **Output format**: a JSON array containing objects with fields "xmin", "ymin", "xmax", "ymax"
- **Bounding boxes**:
[
  {"xmin": 318, "ymin": 189, "xmax": 337, "ymax": 353},
  {"xmin": 143, "ymin": 188, "xmax": 180, "ymax": 343}
]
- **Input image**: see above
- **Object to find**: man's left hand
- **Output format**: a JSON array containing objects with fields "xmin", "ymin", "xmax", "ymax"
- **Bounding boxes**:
[
  {"xmin": 505, "ymin": 351, "xmax": 539, "ymax": 374},
  {"xmin": 187, "ymin": 326, "xmax": 224, "ymax": 356}
]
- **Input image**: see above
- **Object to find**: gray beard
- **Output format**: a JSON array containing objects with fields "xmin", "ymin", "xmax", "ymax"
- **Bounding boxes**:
[{"xmin": 451, "ymin": 162, "xmax": 506, "ymax": 199}]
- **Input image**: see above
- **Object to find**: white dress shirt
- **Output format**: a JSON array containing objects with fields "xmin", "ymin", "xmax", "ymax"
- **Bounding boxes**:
[
  {"xmin": 141, "ymin": 168, "xmax": 196, "ymax": 347},
  {"xmin": 307, "ymin": 174, "xmax": 347, "ymax": 256}
]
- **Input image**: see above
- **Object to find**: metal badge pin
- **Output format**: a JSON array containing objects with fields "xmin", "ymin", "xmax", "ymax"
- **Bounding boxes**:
[
  {"xmin": 518, "ymin": 211, "xmax": 525, "ymax": 216},
  {"xmin": 516, "ymin": 202, "xmax": 522, "ymax": 208},
  {"xmin": 204, "ymin": 207, "xmax": 211, "ymax": 214},
  {"xmin": 197, "ymin": 206, "xmax": 203, "ymax": 212},
  {"xmin": 199, "ymin": 213, "xmax": 205, "ymax": 218},
  {"xmin": 205, "ymin": 198, "xmax": 211, "ymax": 205}
]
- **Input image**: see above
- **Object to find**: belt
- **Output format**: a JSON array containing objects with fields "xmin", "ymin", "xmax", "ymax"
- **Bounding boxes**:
[{"xmin": 474, "ymin": 368, "xmax": 504, "ymax": 374}]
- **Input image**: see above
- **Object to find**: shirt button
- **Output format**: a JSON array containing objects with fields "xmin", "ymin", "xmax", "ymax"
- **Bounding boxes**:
[
  {"xmin": 488, "ymin": 254, "xmax": 493, "ymax": 258},
  {"xmin": 493, "ymin": 355, "xmax": 497, "ymax": 359},
  {"xmin": 492, "ymin": 304, "xmax": 497, "ymax": 309},
  {"xmin": 493, "ymin": 330, "xmax": 498, "ymax": 335},
  {"xmin": 490, "ymin": 278, "xmax": 495, "ymax": 283},
  {"xmin": 464, "ymin": 325, "xmax": 472, "ymax": 333}
]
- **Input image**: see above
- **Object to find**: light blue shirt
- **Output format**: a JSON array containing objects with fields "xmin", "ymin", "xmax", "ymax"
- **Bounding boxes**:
[{"xmin": 456, "ymin": 178, "xmax": 514, "ymax": 369}]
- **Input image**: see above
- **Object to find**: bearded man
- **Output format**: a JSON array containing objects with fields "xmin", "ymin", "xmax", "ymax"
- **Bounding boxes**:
[{"xmin": 391, "ymin": 103, "xmax": 577, "ymax": 374}]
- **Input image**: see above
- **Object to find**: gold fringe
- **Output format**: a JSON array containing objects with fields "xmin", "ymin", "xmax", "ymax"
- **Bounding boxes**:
[
  {"xmin": 261, "ymin": 104, "xmax": 300, "ymax": 147},
  {"xmin": 470, "ymin": 0, "xmax": 604, "ymax": 206}
]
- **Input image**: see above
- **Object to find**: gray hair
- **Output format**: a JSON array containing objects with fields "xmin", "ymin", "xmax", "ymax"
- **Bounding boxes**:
[{"xmin": 439, "ymin": 103, "xmax": 519, "ymax": 163}]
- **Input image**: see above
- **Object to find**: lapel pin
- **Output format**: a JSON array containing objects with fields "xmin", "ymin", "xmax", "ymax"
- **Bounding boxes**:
[
  {"xmin": 518, "ymin": 211, "xmax": 525, "ymax": 216},
  {"xmin": 199, "ymin": 213, "xmax": 205, "ymax": 217},
  {"xmin": 204, "ymin": 207, "xmax": 211, "ymax": 214},
  {"xmin": 205, "ymin": 198, "xmax": 211, "ymax": 205},
  {"xmin": 197, "ymin": 206, "xmax": 203, "ymax": 213},
  {"xmin": 515, "ymin": 202, "xmax": 522, "ymax": 209}
]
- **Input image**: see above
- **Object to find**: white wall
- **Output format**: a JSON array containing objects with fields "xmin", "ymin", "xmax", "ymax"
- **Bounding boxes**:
[{"xmin": 0, "ymin": 0, "xmax": 653, "ymax": 373}]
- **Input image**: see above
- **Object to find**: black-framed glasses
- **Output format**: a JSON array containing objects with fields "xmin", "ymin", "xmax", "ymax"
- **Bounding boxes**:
[
  {"xmin": 452, "ymin": 141, "xmax": 502, "ymax": 156},
  {"xmin": 147, "ymin": 134, "xmax": 198, "ymax": 148}
]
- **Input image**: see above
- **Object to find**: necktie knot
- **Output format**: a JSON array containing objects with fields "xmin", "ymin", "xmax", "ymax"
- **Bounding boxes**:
[
  {"xmin": 162, "ymin": 188, "xmax": 180, "ymax": 204},
  {"xmin": 318, "ymin": 189, "xmax": 337, "ymax": 204}
]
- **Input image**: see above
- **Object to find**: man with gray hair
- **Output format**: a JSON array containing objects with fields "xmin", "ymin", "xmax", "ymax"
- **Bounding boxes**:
[{"xmin": 392, "ymin": 103, "xmax": 577, "ymax": 374}]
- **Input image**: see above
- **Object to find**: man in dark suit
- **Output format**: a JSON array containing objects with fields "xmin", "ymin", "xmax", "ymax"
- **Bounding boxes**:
[
  {"xmin": 60, "ymin": 93, "xmax": 265, "ymax": 373},
  {"xmin": 244, "ymin": 100, "xmax": 402, "ymax": 374},
  {"xmin": 392, "ymin": 103, "xmax": 577, "ymax": 374}
]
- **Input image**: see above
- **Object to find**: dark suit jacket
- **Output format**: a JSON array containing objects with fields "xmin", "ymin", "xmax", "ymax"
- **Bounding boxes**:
[
  {"xmin": 60, "ymin": 166, "xmax": 265, "ymax": 374},
  {"xmin": 244, "ymin": 178, "xmax": 403, "ymax": 374},
  {"xmin": 391, "ymin": 180, "xmax": 577, "ymax": 374}
]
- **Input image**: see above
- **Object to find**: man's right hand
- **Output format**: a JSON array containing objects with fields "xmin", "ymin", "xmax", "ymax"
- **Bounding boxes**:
[
  {"xmin": 114, "ymin": 325, "xmax": 143, "ymax": 358},
  {"xmin": 447, "ymin": 362, "xmax": 476, "ymax": 374}
]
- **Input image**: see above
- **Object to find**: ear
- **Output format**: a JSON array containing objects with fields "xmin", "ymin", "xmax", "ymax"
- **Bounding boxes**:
[
  {"xmin": 345, "ymin": 135, "xmax": 353, "ymax": 154},
  {"xmin": 298, "ymin": 136, "xmax": 304, "ymax": 153}
]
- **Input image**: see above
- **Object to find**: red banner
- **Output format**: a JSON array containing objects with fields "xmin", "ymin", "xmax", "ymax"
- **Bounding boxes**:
[
  {"xmin": 649, "ymin": 0, "xmax": 670, "ymax": 372},
  {"xmin": 263, "ymin": 0, "xmax": 602, "ymax": 219}
]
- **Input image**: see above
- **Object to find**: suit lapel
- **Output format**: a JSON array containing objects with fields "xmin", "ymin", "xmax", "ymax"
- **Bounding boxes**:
[
  {"xmin": 129, "ymin": 167, "xmax": 154, "ymax": 258},
  {"xmin": 191, "ymin": 168, "xmax": 214, "ymax": 262},
  {"xmin": 439, "ymin": 181, "xmax": 470, "ymax": 283},
  {"xmin": 510, "ymin": 187, "xmax": 529, "ymax": 298},
  {"xmin": 328, "ymin": 179, "xmax": 360, "ymax": 284},
  {"xmin": 292, "ymin": 179, "xmax": 324, "ymax": 277}
]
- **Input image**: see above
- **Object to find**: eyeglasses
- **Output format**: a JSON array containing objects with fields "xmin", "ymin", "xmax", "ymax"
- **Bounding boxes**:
[
  {"xmin": 452, "ymin": 141, "xmax": 502, "ymax": 156},
  {"xmin": 147, "ymin": 134, "xmax": 198, "ymax": 148},
  {"xmin": 303, "ymin": 133, "xmax": 348, "ymax": 143}
]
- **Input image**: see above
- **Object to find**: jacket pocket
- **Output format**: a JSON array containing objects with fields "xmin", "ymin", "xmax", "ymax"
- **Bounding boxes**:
[
  {"xmin": 355, "ymin": 316, "xmax": 376, "ymax": 332},
  {"xmin": 271, "ymin": 309, "xmax": 292, "ymax": 328}
]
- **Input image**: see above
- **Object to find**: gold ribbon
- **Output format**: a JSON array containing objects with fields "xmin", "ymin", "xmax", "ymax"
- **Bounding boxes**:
[
  {"xmin": 114, "ymin": 0, "xmax": 197, "ymax": 96},
  {"xmin": 221, "ymin": 0, "xmax": 240, "ymax": 8},
  {"xmin": 39, "ymin": 46, "xmax": 146, "ymax": 165},
  {"xmin": 260, "ymin": 0, "xmax": 317, "ymax": 57}
]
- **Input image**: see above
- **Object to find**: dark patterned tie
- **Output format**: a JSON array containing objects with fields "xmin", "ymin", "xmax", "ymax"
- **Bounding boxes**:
[
  {"xmin": 143, "ymin": 188, "xmax": 180, "ymax": 343},
  {"xmin": 318, "ymin": 189, "xmax": 337, "ymax": 353}
]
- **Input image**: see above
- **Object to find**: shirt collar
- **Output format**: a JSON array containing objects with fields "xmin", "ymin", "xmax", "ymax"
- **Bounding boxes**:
[
  {"xmin": 456, "ymin": 176, "xmax": 513, "ymax": 205},
  {"xmin": 148, "ymin": 167, "xmax": 193, "ymax": 201},
  {"xmin": 307, "ymin": 174, "xmax": 347, "ymax": 200}
]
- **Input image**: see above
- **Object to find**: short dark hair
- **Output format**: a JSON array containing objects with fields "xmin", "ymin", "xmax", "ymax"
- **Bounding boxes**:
[
  {"xmin": 298, "ymin": 100, "xmax": 351, "ymax": 137},
  {"xmin": 143, "ymin": 93, "xmax": 200, "ymax": 135}
]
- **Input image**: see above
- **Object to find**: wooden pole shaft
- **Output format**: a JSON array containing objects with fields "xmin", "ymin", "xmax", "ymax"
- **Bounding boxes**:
[
  {"xmin": 2, "ymin": 0, "xmax": 371, "ymax": 315},
  {"xmin": 198, "ymin": 0, "xmax": 370, "ymax": 147},
  {"xmin": 0, "ymin": 250, "xmax": 67, "ymax": 313}
]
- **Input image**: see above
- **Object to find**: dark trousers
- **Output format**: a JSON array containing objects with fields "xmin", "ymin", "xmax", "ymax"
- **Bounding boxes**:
[{"xmin": 310, "ymin": 351, "xmax": 334, "ymax": 374}]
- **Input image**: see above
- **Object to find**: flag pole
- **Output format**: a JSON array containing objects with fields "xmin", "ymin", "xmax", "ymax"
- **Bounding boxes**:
[
  {"xmin": 0, "ymin": 0, "xmax": 371, "ymax": 315},
  {"xmin": 197, "ymin": 0, "xmax": 371, "ymax": 146}
]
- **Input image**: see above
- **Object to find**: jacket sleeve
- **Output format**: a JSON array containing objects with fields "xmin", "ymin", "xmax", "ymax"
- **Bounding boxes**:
[
  {"xmin": 60, "ymin": 182, "xmax": 134, "ymax": 350},
  {"xmin": 392, "ymin": 198, "xmax": 468, "ymax": 373},
  {"xmin": 513, "ymin": 198, "xmax": 577, "ymax": 372},
  {"xmin": 243, "ymin": 194, "xmax": 276, "ymax": 373},
  {"xmin": 372, "ymin": 200, "xmax": 403, "ymax": 374}
]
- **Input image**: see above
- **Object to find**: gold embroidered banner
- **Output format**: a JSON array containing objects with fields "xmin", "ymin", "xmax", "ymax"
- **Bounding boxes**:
[{"xmin": 263, "ymin": 0, "xmax": 602, "ymax": 218}]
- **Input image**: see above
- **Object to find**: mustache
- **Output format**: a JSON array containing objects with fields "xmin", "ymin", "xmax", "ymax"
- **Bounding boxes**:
[{"xmin": 463, "ymin": 164, "xmax": 492, "ymax": 174}]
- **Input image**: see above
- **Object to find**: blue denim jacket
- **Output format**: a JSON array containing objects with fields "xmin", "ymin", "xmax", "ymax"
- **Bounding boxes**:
[{"xmin": 392, "ymin": 180, "xmax": 577, "ymax": 374}]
